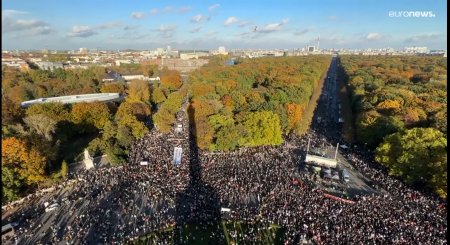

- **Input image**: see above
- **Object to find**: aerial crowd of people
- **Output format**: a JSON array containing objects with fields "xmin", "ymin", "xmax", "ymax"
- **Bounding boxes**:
[{"xmin": 3, "ymin": 93, "xmax": 447, "ymax": 244}]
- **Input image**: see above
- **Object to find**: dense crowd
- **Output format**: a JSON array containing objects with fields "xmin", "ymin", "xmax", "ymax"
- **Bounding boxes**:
[
  {"xmin": 4, "ymin": 87, "xmax": 447, "ymax": 245},
  {"xmin": 8, "ymin": 127, "xmax": 445, "ymax": 244}
]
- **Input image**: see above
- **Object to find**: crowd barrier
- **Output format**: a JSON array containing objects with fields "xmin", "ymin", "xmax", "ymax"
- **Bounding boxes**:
[{"xmin": 323, "ymin": 193, "xmax": 356, "ymax": 204}]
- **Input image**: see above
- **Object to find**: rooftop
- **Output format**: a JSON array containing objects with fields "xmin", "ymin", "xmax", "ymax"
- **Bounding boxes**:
[{"xmin": 21, "ymin": 93, "xmax": 122, "ymax": 108}]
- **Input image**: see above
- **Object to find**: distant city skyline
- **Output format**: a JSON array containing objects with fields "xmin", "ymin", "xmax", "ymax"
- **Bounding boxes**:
[{"xmin": 2, "ymin": 0, "xmax": 447, "ymax": 50}]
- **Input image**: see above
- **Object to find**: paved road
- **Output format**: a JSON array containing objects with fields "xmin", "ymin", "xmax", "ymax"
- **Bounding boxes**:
[{"xmin": 304, "ymin": 56, "xmax": 381, "ymax": 199}]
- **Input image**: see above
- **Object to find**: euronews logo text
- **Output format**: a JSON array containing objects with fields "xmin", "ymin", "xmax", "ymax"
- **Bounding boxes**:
[{"xmin": 389, "ymin": 11, "xmax": 436, "ymax": 18}]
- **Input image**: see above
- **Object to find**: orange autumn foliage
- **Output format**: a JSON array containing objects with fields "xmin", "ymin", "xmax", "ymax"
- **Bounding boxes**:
[
  {"xmin": 160, "ymin": 70, "xmax": 182, "ymax": 91},
  {"xmin": 286, "ymin": 103, "xmax": 303, "ymax": 131},
  {"xmin": 2, "ymin": 137, "xmax": 47, "ymax": 185}
]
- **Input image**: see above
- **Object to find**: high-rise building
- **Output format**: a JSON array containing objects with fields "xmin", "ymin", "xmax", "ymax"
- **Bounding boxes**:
[
  {"xmin": 79, "ymin": 48, "xmax": 88, "ymax": 54},
  {"xmin": 317, "ymin": 37, "xmax": 320, "ymax": 51}
]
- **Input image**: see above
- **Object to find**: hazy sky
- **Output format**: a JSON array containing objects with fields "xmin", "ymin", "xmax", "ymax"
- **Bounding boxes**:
[{"xmin": 2, "ymin": 0, "xmax": 447, "ymax": 50}]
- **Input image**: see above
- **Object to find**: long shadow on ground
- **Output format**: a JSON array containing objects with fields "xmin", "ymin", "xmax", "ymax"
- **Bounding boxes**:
[{"xmin": 173, "ymin": 104, "xmax": 225, "ymax": 244}]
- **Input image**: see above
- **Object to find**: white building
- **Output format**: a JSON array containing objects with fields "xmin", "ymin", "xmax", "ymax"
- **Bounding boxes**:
[
  {"xmin": 79, "ymin": 48, "xmax": 88, "ymax": 54},
  {"xmin": 115, "ymin": 59, "xmax": 133, "ymax": 66},
  {"xmin": 156, "ymin": 48, "xmax": 165, "ymax": 55},
  {"xmin": 404, "ymin": 46, "xmax": 428, "ymax": 54},
  {"xmin": 21, "ymin": 93, "xmax": 122, "ymax": 108},
  {"xmin": 122, "ymin": 74, "xmax": 160, "ymax": 81},
  {"xmin": 35, "ymin": 61, "xmax": 64, "ymax": 71},
  {"xmin": 180, "ymin": 52, "xmax": 209, "ymax": 60}
]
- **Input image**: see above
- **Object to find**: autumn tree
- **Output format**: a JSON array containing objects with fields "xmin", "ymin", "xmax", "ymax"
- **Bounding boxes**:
[
  {"xmin": 208, "ymin": 114, "xmax": 239, "ymax": 151},
  {"xmin": 25, "ymin": 102, "xmax": 70, "ymax": 123},
  {"xmin": 151, "ymin": 86, "xmax": 167, "ymax": 104},
  {"xmin": 160, "ymin": 70, "xmax": 182, "ymax": 91},
  {"xmin": 22, "ymin": 114, "xmax": 58, "ymax": 141},
  {"xmin": 376, "ymin": 99, "xmax": 402, "ymax": 115},
  {"xmin": 402, "ymin": 107, "xmax": 427, "ymax": 127},
  {"xmin": 2, "ymin": 137, "xmax": 47, "ymax": 188},
  {"xmin": 2, "ymin": 66, "xmax": 20, "ymax": 90},
  {"xmin": 116, "ymin": 101, "xmax": 151, "ymax": 122},
  {"xmin": 153, "ymin": 91, "xmax": 184, "ymax": 133},
  {"xmin": 191, "ymin": 83, "xmax": 215, "ymax": 97},
  {"xmin": 9, "ymin": 114, "xmax": 60, "ymax": 162},
  {"xmin": 375, "ymin": 128, "xmax": 447, "ymax": 198},
  {"xmin": 431, "ymin": 109, "xmax": 447, "ymax": 135},
  {"xmin": 71, "ymin": 102, "xmax": 111, "ymax": 132},
  {"xmin": 222, "ymin": 95, "xmax": 234, "ymax": 110},
  {"xmin": 239, "ymin": 111, "xmax": 283, "ymax": 147},
  {"xmin": 214, "ymin": 124, "xmax": 240, "ymax": 151},
  {"xmin": 2, "ymin": 95, "xmax": 24, "ymax": 125},
  {"xmin": 286, "ymin": 103, "xmax": 303, "ymax": 132},
  {"xmin": 140, "ymin": 63, "xmax": 159, "ymax": 77},
  {"xmin": 153, "ymin": 108, "xmax": 175, "ymax": 133},
  {"xmin": 2, "ymin": 167, "xmax": 22, "ymax": 204},
  {"xmin": 7, "ymin": 85, "xmax": 32, "ymax": 104},
  {"xmin": 195, "ymin": 118, "xmax": 215, "ymax": 150},
  {"xmin": 187, "ymin": 56, "xmax": 331, "ymax": 150},
  {"xmin": 115, "ymin": 102, "xmax": 149, "ymax": 139},
  {"xmin": 356, "ymin": 110, "xmax": 404, "ymax": 147},
  {"xmin": 127, "ymin": 80, "xmax": 150, "ymax": 103},
  {"xmin": 100, "ymin": 82, "xmax": 126, "ymax": 94},
  {"xmin": 341, "ymin": 55, "xmax": 447, "ymax": 151},
  {"xmin": 116, "ymin": 125, "xmax": 134, "ymax": 147},
  {"xmin": 164, "ymin": 92, "xmax": 184, "ymax": 114}
]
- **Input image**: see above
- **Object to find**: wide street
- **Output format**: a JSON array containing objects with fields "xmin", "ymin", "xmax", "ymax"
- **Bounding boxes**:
[{"xmin": 305, "ymin": 56, "xmax": 382, "ymax": 199}]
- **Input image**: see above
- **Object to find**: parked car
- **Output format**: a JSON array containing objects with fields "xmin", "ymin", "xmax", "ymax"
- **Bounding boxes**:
[{"xmin": 341, "ymin": 169, "xmax": 350, "ymax": 182}]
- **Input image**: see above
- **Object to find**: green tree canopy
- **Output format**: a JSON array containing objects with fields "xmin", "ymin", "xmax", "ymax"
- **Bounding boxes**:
[
  {"xmin": 151, "ymin": 86, "xmax": 167, "ymax": 104},
  {"xmin": 71, "ymin": 102, "xmax": 111, "ymax": 132},
  {"xmin": 115, "ymin": 102, "xmax": 149, "ymax": 139},
  {"xmin": 375, "ymin": 128, "xmax": 447, "ymax": 198},
  {"xmin": 25, "ymin": 102, "xmax": 70, "ymax": 123},
  {"xmin": 239, "ymin": 111, "xmax": 283, "ymax": 147}
]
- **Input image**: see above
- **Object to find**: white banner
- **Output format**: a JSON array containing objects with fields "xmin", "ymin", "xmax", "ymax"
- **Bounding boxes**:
[{"xmin": 173, "ymin": 147, "xmax": 182, "ymax": 165}]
